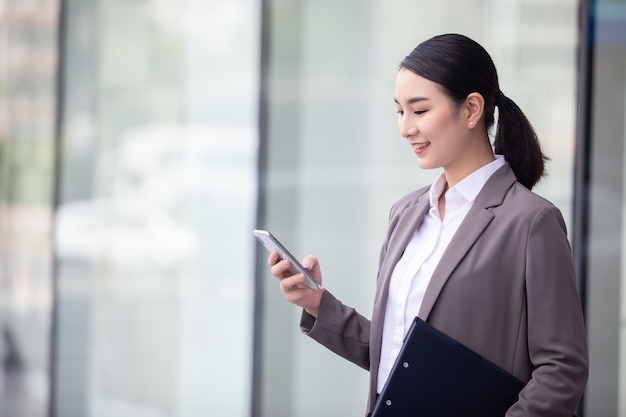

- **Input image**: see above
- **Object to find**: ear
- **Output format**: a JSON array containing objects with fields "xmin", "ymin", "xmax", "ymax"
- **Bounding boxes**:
[{"xmin": 464, "ymin": 92, "xmax": 485, "ymax": 129}]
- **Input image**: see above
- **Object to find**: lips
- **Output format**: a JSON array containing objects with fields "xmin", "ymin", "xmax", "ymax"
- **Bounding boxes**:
[{"xmin": 411, "ymin": 142, "xmax": 430, "ymax": 154}]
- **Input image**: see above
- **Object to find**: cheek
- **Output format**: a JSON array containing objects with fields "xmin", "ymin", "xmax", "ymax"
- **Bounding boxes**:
[{"xmin": 422, "ymin": 113, "xmax": 453, "ymax": 138}]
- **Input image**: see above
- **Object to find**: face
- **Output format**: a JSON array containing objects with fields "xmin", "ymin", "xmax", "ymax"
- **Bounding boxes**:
[{"xmin": 394, "ymin": 68, "xmax": 472, "ymax": 172}]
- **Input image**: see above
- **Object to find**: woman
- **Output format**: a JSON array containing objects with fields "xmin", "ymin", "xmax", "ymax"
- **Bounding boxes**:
[{"xmin": 268, "ymin": 33, "xmax": 588, "ymax": 417}]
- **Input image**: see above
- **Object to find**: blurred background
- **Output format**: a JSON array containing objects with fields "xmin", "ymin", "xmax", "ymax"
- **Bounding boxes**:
[{"xmin": 0, "ymin": 0, "xmax": 624, "ymax": 416}]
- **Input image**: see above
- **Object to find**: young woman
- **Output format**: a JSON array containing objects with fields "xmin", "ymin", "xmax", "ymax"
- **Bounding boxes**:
[{"xmin": 268, "ymin": 33, "xmax": 588, "ymax": 417}]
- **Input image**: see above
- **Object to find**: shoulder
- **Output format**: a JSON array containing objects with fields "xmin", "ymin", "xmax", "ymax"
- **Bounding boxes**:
[
  {"xmin": 505, "ymin": 182, "xmax": 555, "ymax": 207},
  {"xmin": 479, "ymin": 163, "xmax": 565, "ymax": 223},
  {"xmin": 503, "ymin": 182, "xmax": 562, "ymax": 215},
  {"xmin": 473, "ymin": 163, "xmax": 568, "ymax": 238},
  {"xmin": 497, "ymin": 182, "xmax": 568, "ymax": 234}
]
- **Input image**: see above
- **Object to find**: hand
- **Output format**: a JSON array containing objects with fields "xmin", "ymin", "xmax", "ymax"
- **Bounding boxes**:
[{"xmin": 268, "ymin": 251, "xmax": 325, "ymax": 318}]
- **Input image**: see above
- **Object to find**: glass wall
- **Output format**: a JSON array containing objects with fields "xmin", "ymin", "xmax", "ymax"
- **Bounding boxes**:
[
  {"xmin": 52, "ymin": 1, "xmax": 259, "ymax": 417},
  {"xmin": 0, "ymin": 1, "xmax": 59, "ymax": 416},
  {"xmin": 5, "ymin": 0, "xmax": 621, "ymax": 416},
  {"xmin": 258, "ymin": 0, "xmax": 579, "ymax": 416},
  {"xmin": 585, "ymin": 1, "xmax": 626, "ymax": 416}
]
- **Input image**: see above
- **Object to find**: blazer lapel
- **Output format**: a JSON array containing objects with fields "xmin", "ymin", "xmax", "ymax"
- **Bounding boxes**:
[
  {"xmin": 417, "ymin": 204, "xmax": 494, "ymax": 319},
  {"xmin": 371, "ymin": 191, "xmax": 429, "ymax": 367},
  {"xmin": 418, "ymin": 163, "xmax": 517, "ymax": 320},
  {"xmin": 373, "ymin": 191, "xmax": 430, "ymax": 310},
  {"xmin": 381, "ymin": 193, "xmax": 431, "ymax": 286}
]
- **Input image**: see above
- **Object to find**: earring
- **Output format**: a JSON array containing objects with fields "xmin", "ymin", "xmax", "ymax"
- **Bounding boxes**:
[{"xmin": 469, "ymin": 121, "xmax": 475, "ymax": 127}]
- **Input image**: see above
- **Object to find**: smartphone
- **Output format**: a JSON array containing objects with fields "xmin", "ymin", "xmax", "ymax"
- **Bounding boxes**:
[{"xmin": 253, "ymin": 229, "xmax": 321, "ymax": 289}]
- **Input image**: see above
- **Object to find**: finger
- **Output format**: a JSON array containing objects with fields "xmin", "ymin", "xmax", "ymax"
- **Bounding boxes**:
[
  {"xmin": 301, "ymin": 255, "xmax": 322, "ymax": 285},
  {"xmin": 279, "ymin": 273, "xmax": 307, "ymax": 291},
  {"xmin": 301, "ymin": 255, "xmax": 318, "ymax": 271},
  {"xmin": 267, "ymin": 250, "xmax": 280, "ymax": 266},
  {"xmin": 270, "ymin": 258, "xmax": 296, "ymax": 280},
  {"xmin": 283, "ymin": 285, "xmax": 325, "ymax": 309}
]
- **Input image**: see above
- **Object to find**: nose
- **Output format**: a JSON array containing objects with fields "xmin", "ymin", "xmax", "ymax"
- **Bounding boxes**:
[{"xmin": 398, "ymin": 116, "xmax": 417, "ymax": 139}]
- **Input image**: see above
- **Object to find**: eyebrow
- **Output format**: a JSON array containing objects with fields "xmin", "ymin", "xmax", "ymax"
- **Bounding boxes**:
[{"xmin": 394, "ymin": 96, "xmax": 430, "ymax": 104}]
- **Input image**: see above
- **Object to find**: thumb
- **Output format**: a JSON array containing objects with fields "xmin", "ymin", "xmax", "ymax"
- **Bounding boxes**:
[{"xmin": 301, "ymin": 255, "xmax": 319, "ymax": 271}]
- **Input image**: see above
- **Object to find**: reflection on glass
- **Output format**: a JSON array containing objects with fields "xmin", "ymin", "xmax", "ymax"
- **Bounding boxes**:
[
  {"xmin": 53, "ymin": 1, "xmax": 259, "ymax": 417},
  {"xmin": 0, "ymin": 1, "xmax": 59, "ymax": 416}
]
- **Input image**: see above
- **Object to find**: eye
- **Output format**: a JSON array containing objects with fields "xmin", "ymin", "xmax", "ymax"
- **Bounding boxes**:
[
  {"xmin": 414, "ymin": 110, "xmax": 427, "ymax": 115},
  {"xmin": 396, "ymin": 110, "xmax": 404, "ymax": 115}
]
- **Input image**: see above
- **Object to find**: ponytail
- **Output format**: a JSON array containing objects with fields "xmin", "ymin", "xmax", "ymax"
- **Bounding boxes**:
[
  {"xmin": 400, "ymin": 34, "xmax": 548, "ymax": 189},
  {"xmin": 494, "ymin": 91, "xmax": 547, "ymax": 190}
]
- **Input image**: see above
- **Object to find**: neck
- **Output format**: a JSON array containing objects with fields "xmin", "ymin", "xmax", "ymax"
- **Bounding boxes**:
[{"xmin": 443, "ymin": 144, "xmax": 495, "ymax": 188}]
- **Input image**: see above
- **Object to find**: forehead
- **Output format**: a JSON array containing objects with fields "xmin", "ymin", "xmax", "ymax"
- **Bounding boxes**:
[{"xmin": 394, "ymin": 68, "xmax": 445, "ymax": 102}]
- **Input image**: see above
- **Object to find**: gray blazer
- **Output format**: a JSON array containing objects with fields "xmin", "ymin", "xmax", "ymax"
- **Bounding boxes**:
[{"xmin": 300, "ymin": 163, "xmax": 588, "ymax": 417}]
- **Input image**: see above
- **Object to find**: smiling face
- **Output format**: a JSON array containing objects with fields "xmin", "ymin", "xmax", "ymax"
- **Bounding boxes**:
[{"xmin": 394, "ymin": 68, "xmax": 476, "ymax": 175}]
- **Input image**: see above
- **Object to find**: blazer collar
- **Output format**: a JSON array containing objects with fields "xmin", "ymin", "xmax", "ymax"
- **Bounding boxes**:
[
  {"xmin": 387, "ymin": 192, "xmax": 430, "ymax": 268},
  {"xmin": 417, "ymin": 163, "xmax": 517, "ymax": 320}
]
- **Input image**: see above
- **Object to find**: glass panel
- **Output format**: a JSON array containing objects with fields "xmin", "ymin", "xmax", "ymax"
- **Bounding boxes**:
[
  {"xmin": 0, "ymin": 1, "xmax": 59, "ymax": 416},
  {"xmin": 261, "ymin": 0, "xmax": 579, "ymax": 416},
  {"xmin": 586, "ymin": 1, "xmax": 626, "ymax": 416},
  {"xmin": 622, "ymin": 59, "xmax": 626, "ymax": 415},
  {"xmin": 54, "ymin": 1, "xmax": 259, "ymax": 416}
]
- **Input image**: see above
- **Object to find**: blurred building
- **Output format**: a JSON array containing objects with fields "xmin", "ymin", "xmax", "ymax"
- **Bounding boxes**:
[{"xmin": 0, "ymin": 0, "xmax": 623, "ymax": 416}]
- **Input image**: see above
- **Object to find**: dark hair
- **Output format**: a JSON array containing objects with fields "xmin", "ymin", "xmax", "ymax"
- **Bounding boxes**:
[{"xmin": 400, "ymin": 33, "xmax": 547, "ymax": 190}]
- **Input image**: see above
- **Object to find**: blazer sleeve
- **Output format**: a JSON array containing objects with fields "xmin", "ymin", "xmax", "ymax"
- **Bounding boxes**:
[
  {"xmin": 299, "ymin": 290, "xmax": 371, "ymax": 371},
  {"xmin": 507, "ymin": 205, "xmax": 589, "ymax": 417}
]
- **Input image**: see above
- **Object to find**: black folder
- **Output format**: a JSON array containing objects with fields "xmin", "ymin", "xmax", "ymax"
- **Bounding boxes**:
[{"xmin": 371, "ymin": 317, "xmax": 526, "ymax": 417}]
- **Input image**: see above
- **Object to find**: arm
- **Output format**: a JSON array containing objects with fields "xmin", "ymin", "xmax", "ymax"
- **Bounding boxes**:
[
  {"xmin": 508, "ymin": 206, "xmax": 588, "ymax": 417},
  {"xmin": 268, "ymin": 251, "xmax": 371, "ymax": 370},
  {"xmin": 300, "ymin": 290, "xmax": 371, "ymax": 370}
]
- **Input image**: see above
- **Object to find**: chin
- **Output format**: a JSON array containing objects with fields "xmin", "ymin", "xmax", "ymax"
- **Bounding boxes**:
[{"xmin": 417, "ymin": 158, "xmax": 438, "ymax": 170}]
